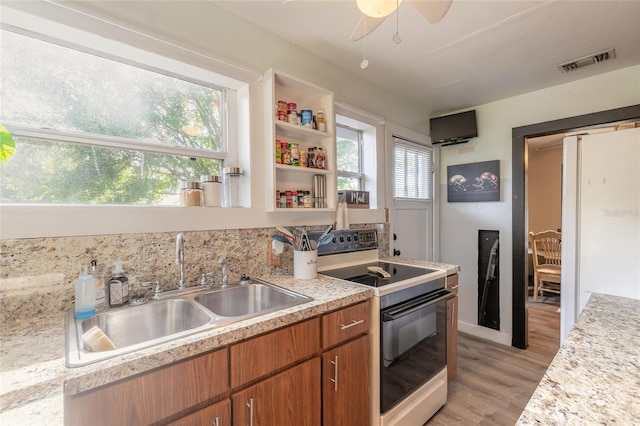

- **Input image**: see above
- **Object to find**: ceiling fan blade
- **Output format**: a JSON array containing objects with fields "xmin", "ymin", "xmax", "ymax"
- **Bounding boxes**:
[
  {"xmin": 408, "ymin": 0, "xmax": 452, "ymax": 24},
  {"xmin": 350, "ymin": 15, "xmax": 387, "ymax": 41}
]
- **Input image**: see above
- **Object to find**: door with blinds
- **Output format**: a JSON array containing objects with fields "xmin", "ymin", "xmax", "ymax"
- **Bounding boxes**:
[{"xmin": 389, "ymin": 136, "xmax": 436, "ymax": 260}]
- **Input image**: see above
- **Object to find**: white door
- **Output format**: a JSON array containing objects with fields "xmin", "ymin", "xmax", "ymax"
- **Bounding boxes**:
[
  {"xmin": 561, "ymin": 127, "xmax": 640, "ymax": 341},
  {"xmin": 577, "ymin": 128, "xmax": 640, "ymax": 308},
  {"xmin": 386, "ymin": 127, "xmax": 437, "ymax": 261}
]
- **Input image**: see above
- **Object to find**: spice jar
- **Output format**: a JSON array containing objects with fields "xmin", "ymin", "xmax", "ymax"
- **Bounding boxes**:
[
  {"xmin": 181, "ymin": 181, "xmax": 203, "ymax": 207},
  {"xmin": 200, "ymin": 174, "xmax": 222, "ymax": 207},
  {"xmin": 317, "ymin": 110, "xmax": 326, "ymax": 132},
  {"xmin": 223, "ymin": 167, "xmax": 243, "ymax": 207}
]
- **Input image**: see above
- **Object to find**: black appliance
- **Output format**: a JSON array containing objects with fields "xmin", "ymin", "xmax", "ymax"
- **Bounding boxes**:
[{"xmin": 430, "ymin": 110, "xmax": 478, "ymax": 146}]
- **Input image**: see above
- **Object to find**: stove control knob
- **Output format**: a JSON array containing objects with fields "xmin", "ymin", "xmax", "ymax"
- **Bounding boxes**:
[
  {"xmin": 347, "ymin": 236, "xmax": 352, "ymax": 242},
  {"xmin": 354, "ymin": 235, "xmax": 359, "ymax": 242},
  {"xmin": 332, "ymin": 237, "xmax": 337, "ymax": 243},
  {"xmin": 339, "ymin": 236, "xmax": 345, "ymax": 243}
]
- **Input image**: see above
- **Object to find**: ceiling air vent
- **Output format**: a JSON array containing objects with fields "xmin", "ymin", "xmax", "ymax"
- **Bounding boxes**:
[{"xmin": 557, "ymin": 48, "xmax": 616, "ymax": 73}]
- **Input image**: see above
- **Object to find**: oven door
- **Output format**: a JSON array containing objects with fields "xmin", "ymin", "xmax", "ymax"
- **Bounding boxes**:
[{"xmin": 380, "ymin": 288, "xmax": 451, "ymax": 413}]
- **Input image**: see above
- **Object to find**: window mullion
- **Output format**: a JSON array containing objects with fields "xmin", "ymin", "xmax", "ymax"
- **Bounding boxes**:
[{"xmin": 6, "ymin": 123, "xmax": 227, "ymax": 161}]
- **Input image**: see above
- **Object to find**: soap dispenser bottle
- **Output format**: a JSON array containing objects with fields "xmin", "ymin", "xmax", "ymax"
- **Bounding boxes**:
[
  {"xmin": 108, "ymin": 261, "xmax": 129, "ymax": 307},
  {"xmin": 75, "ymin": 264, "xmax": 96, "ymax": 319}
]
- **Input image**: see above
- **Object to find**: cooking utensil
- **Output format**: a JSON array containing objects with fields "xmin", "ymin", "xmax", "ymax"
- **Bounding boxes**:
[
  {"xmin": 317, "ymin": 223, "xmax": 334, "ymax": 242},
  {"xmin": 318, "ymin": 232, "xmax": 335, "ymax": 246},
  {"xmin": 271, "ymin": 234, "xmax": 292, "ymax": 245}
]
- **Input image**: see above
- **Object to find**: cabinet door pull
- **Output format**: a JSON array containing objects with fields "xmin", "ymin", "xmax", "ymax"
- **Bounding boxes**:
[
  {"xmin": 330, "ymin": 355, "xmax": 339, "ymax": 392},
  {"xmin": 451, "ymin": 302, "xmax": 456, "ymax": 326},
  {"xmin": 247, "ymin": 397, "xmax": 254, "ymax": 426},
  {"xmin": 340, "ymin": 319, "xmax": 364, "ymax": 330},
  {"xmin": 212, "ymin": 416, "xmax": 219, "ymax": 426}
]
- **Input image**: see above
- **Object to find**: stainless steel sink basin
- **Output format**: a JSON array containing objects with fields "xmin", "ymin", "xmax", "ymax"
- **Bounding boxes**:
[
  {"xmin": 65, "ymin": 280, "xmax": 313, "ymax": 367},
  {"xmin": 194, "ymin": 282, "xmax": 313, "ymax": 318},
  {"xmin": 81, "ymin": 298, "xmax": 211, "ymax": 349},
  {"xmin": 66, "ymin": 298, "xmax": 213, "ymax": 367}
]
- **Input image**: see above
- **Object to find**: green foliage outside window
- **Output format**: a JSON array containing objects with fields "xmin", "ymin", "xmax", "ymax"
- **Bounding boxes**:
[{"xmin": 0, "ymin": 30, "xmax": 223, "ymax": 205}]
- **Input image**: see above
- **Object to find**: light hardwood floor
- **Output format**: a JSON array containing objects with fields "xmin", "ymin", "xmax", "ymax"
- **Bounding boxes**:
[{"xmin": 428, "ymin": 297, "xmax": 560, "ymax": 425}]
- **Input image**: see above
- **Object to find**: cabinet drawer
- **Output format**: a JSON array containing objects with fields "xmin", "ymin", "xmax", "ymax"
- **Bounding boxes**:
[
  {"xmin": 168, "ymin": 399, "xmax": 230, "ymax": 426},
  {"xmin": 447, "ymin": 273, "xmax": 459, "ymax": 295},
  {"xmin": 322, "ymin": 302, "xmax": 369, "ymax": 349},
  {"xmin": 66, "ymin": 348, "xmax": 228, "ymax": 426},
  {"xmin": 230, "ymin": 318, "xmax": 321, "ymax": 387}
]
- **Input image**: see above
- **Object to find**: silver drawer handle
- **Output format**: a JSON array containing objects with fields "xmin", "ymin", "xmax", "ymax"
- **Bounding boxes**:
[
  {"xmin": 340, "ymin": 319, "xmax": 364, "ymax": 330},
  {"xmin": 330, "ymin": 355, "xmax": 339, "ymax": 391},
  {"xmin": 213, "ymin": 417, "xmax": 219, "ymax": 426},
  {"xmin": 247, "ymin": 397, "xmax": 254, "ymax": 426}
]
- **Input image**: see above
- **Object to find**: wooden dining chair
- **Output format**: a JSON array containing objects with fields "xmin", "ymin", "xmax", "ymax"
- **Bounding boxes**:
[{"xmin": 528, "ymin": 230, "xmax": 561, "ymax": 302}]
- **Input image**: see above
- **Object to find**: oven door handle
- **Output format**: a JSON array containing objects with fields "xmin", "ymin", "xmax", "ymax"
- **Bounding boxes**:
[{"xmin": 382, "ymin": 290, "xmax": 452, "ymax": 322}]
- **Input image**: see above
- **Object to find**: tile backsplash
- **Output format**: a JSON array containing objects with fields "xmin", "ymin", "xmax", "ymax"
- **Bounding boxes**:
[{"xmin": 0, "ymin": 224, "xmax": 388, "ymax": 322}]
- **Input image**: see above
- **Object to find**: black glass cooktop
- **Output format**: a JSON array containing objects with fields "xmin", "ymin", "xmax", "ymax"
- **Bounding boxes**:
[{"xmin": 320, "ymin": 261, "xmax": 439, "ymax": 288}]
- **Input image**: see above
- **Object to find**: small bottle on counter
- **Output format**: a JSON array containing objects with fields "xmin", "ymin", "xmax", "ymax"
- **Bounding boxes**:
[
  {"xmin": 75, "ymin": 264, "xmax": 96, "ymax": 319},
  {"xmin": 91, "ymin": 259, "xmax": 106, "ymax": 310},
  {"xmin": 108, "ymin": 261, "xmax": 129, "ymax": 307}
]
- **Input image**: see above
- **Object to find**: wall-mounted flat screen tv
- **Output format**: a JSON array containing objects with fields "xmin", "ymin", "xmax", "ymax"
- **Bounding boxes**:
[{"xmin": 430, "ymin": 110, "xmax": 477, "ymax": 145}]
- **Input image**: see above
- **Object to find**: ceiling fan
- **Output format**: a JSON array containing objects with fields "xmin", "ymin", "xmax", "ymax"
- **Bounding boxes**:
[
  {"xmin": 283, "ymin": 0, "xmax": 453, "ymax": 41},
  {"xmin": 349, "ymin": 0, "xmax": 453, "ymax": 41}
]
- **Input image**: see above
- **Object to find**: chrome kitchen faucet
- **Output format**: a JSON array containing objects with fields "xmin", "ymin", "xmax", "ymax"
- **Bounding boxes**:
[{"xmin": 176, "ymin": 232, "xmax": 186, "ymax": 289}]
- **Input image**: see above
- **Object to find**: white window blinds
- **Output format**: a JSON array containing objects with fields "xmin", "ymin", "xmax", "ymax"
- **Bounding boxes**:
[{"xmin": 394, "ymin": 138, "xmax": 433, "ymax": 200}]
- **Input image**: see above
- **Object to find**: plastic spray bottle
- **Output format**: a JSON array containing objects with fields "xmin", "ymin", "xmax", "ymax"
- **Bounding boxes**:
[{"xmin": 75, "ymin": 264, "xmax": 96, "ymax": 319}]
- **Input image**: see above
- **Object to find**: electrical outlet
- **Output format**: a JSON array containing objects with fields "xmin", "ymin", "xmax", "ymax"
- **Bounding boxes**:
[{"xmin": 267, "ymin": 241, "xmax": 281, "ymax": 267}]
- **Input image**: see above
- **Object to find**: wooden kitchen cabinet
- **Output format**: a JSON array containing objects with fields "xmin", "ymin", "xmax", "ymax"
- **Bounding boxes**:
[
  {"xmin": 321, "ymin": 301, "xmax": 369, "ymax": 349},
  {"xmin": 230, "ymin": 318, "xmax": 320, "ymax": 388},
  {"xmin": 168, "ymin": 399, "xmax": 230, "ymax": 426},
  {"xmin": 232, "ymin": 358, "xmax": 321, "ymax": 426},
  {"xmin": 322, "ymin": 335, "xmax": 370, "ymax": 426},
  {"xmin": 65, "ymin": 348, "xmax": 228, "ymax": 425},
  {"xmin": 446, "ymin": 273, "xmax": 459, "ymax": 382}
]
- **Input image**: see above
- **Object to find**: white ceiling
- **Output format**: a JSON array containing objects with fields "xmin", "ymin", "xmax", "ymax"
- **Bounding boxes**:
[{"xmin": 217, "ymin": 0, "xmax": 640, "ymax": 116}]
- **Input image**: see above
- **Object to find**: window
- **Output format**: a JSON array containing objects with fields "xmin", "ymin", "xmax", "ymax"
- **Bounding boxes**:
[
  {"xmin": 0, "ymin": 28, "xmax": 232, "ymax": 205},
  {"xmin": 336, "ymin": 124, "xmax": 364, "ymax": 190},
  {"xmin": 394, "ymin": 138, "xmax": 433, "ymax": 200}
]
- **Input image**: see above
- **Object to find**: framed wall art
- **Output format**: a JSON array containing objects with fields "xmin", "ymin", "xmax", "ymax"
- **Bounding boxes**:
[{"xmin": 447, "ymin": 160, "xmax": 500, "ymax": 202}]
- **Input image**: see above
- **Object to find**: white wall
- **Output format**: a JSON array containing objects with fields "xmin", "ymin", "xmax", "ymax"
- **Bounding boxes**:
[{"xmin": 440, "ymin": 65, "xmax": 640, "ymax": 345}]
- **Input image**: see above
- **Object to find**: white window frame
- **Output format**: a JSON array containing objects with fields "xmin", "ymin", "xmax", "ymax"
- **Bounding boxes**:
[
  {"xmin": 0, "ymin": 4, "xmax": 262, "ymax": 239},
  {"xmin": 393, "ymin": 138, "xmax": 434, "ymax": 200},
  {"xmin": 334, "ymin": 103, "xmax": 385, "ymax": 222},
  {"xmin": 336, "ymin": 124, "xmax": 364, "ymax": 191}
]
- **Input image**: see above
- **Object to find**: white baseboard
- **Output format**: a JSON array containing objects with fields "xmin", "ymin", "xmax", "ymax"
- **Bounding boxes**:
[{"xmin": 458, "ymin": 321, "xmax": 512, "ymax": 346}]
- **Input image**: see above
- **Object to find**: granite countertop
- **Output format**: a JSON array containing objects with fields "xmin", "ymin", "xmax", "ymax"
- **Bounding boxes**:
[
  {"xmin": 517, "ymin": 293, "xmax": 640, "ymax": 425},
  {"xmin": 0, "ymin": 274, "xmax": 374, "ymax": 425}
]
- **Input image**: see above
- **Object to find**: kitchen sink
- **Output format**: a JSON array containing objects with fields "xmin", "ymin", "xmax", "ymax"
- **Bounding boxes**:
[
  {"xmin": 65, "ymin": 280, "xmax": 312, "ymax": 367},
  {"xmin": 66, "ymin": 298, "xmax": 213, "ymax": 367},
  {"xmin": 194, "ymin": 282, "xmax": 313, "ymax": 318}
]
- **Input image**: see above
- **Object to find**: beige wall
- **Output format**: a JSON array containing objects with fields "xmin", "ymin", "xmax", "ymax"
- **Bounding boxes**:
[{"xmin": 528, "ymin": 147, "xmax": 563, "ymax": 234}]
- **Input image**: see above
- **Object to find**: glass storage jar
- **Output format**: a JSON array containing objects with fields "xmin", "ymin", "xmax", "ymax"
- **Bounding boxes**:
[
  {"xmin": 223, "ymin": 167, "xmax": 243, "ymax": 207},
  {"xmin": 180, "ymin": 181, "xmax": 203, "ymax": 207},
  {"xmin": 200, "ymin": 174, "xmax": 222, "ymax": 207}
]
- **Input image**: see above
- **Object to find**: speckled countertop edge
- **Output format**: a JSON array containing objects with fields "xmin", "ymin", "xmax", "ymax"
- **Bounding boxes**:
[
  {"xmin": 517, "ymin": 293, "xmax": 640, "ymax": 425},
  {"xmin": 0, "ymin": 274, "xmax": 374, "ymax": 424},
  {"xmin": 379, "ymin": 257, "xmax": 460, "ymax": 276}
]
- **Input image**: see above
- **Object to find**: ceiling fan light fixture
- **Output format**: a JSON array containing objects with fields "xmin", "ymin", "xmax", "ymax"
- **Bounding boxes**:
[{"xmin": 356, "ymin": 0, "xmax": 403, "ymax": 18}]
